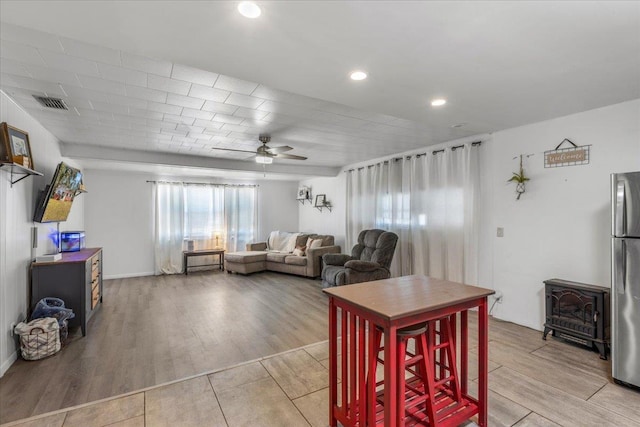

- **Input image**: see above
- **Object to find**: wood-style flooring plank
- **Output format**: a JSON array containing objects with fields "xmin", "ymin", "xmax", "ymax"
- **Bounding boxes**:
[
  {"xmin": 0, "ymin": 272, "xmax": 329, "ymax": 424},
  {"xmin": 531, "ymin": 338, "xmax": 610, "ymax": 380},
  {"xmin": 478, "ymin": 341, "xmax": 607, "ymax": 400},
  {"xmin": 588, "ymin": 383, "xmax": 640, "ymax": 421},
  {"xmin": 513, "ymin": 412, "xmax": 561, "ymax": 427},
  {"xmin": 467, "ymin": 383, "xmax": 531, "ymax": 426},
  {"xmin": 488, "ymin": 367, "xmax": 640, "ymax": 427}
]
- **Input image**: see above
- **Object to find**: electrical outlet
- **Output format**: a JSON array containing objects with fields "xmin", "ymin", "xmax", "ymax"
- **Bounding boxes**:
[
  {"xmin": 9, "ymin": 322, "xmax": 16, "ymax": 337},
  {"xmin": 497, "ymin": 227, "xmax": 504, "ymax": 237}
]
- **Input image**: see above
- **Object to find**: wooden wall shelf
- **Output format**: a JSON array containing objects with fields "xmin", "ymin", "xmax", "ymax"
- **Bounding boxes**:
[{"xmin": 0, "ymin": 162, "xmax": 43, "ymax": 186}]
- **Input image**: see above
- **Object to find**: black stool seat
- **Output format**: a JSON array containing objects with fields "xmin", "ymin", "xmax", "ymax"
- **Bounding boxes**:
[{"xmin": 376, "ymin": 322, "xmax": 428, "ymax": 336}]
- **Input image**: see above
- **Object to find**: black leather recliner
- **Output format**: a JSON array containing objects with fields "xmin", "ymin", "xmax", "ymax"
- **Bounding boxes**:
[{"xmin": 321, "ymin": 229, "xmax": 398, "ymax": 287}]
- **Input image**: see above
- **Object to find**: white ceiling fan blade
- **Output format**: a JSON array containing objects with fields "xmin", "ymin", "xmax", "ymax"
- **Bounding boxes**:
[
  {"xmin": 210, "ymin": 147, "xmax": 256, "ymax": 154},
  {"xmin": 274, "ymin": 153, "xmax": 307, "ymax": 160},
  {"xmin": 266, "ymin": 145, "xmax": 293, "ymax": 154}
]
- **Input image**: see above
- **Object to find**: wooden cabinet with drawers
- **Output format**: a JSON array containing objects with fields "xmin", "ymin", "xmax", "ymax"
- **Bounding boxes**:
[{"xmin": 31, "ymin": 248, "xmax": 103, "ymax": 336}]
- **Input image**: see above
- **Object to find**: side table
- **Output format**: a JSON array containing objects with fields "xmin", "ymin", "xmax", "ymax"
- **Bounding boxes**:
[{"xmin": 183, "ymin": 249, "xmax": 225, "ymax": 275}]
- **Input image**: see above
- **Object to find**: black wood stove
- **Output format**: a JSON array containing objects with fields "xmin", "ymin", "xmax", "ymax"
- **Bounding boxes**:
[{"xmin": 542, "ymin": 278, "xmax": 610, "ymax": 359}]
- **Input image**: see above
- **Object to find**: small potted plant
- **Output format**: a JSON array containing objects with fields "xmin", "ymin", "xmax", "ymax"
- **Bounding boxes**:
[{"xmin": 508, "ymin": 155, "xmax": 530, "ymax": 200}]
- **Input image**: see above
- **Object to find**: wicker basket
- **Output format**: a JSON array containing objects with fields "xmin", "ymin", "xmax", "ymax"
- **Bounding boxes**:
[{"xmin": 15, "ymin": 318, "xmax": 61, "ymax": 361}]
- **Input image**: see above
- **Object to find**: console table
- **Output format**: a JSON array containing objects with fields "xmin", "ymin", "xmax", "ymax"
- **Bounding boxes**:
[
  {"xmin": 323, "ymin": 275, "xmax": 494, "ymax": 427},
  {"xmin": 31, "ymin": 248, "xmax": 103, "ymax": 336},
  {"xmin": 183, "ymin": 249, "xmax": 225, "ymax": 275}
]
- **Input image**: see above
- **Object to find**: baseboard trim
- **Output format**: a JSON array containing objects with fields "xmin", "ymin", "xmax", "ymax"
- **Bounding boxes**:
[
  {"xmin": 0, "ymin": 350, "xmax": 17, "ymax": 378},
  {"xmin": 103, "ymin": 272, "xmax": 154, "ymax": 280}
]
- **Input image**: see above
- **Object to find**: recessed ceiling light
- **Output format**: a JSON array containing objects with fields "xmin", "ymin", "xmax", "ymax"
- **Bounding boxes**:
[
  {"xmin": 451, "ymin": 123, "xmax": 466, "ymax": 128},
  {"xmin": 238, "ymin": 1, "xmax": 261, "ymax": 18},
  {"xmin": 350, "ymin": 71, "xmax": 368, "ymax": 81},
  {"xmin": 431, "ymin": 98, "xmax": 447, "ymax": 107}
]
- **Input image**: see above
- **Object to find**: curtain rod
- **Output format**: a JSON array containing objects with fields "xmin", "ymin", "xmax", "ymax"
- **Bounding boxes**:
[
  {"xmin": 146, "ymin": 180, "xmax": 259, "ymax": 187},
  {"xmin": 345, "ymin": 140, "xmax": 482, "ymax": 172}
]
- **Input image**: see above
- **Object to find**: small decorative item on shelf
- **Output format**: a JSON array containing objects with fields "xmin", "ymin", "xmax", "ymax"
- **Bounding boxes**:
[
  {"xmin": 0, "ymin": 122, "xmax": 34, "ymax": 170},
  {"xmin": 508, "ymin": 154, "xmax": 530, "ymax": 200},
  {"xmin": 297, "ymin": 186, "xmax": 311, "ymax": 204},
  {"xmin": 314, "ymin": 194, "xmax": 332, "ymax": 212}
]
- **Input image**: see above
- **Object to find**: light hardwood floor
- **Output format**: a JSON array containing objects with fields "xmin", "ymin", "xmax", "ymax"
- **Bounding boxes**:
[
  {"xmin": 0, "ymin": 271, "xmax": 328, "ymax": 424},
  {"xmin": 2, "ymin": 272, "xmax": 640, "ymax": 426}
]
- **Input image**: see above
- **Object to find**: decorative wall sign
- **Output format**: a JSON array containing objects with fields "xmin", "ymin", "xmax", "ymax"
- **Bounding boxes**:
[{"xmin": 544, "ymin": 138, "xmax": 590, "ymax": 168}]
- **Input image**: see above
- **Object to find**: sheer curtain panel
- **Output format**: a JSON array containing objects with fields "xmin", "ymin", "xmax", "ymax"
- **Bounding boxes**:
[
  {"xmin": 224, "ymin": 186, "xmax": 257, "ymax": 252},
  {"xmin": 345, "ymin": 143, "xmax": 480, "ymax": 283},
  {"xmin": 154, "ymin": 183, "xmax": 185, "ymax": 274}
]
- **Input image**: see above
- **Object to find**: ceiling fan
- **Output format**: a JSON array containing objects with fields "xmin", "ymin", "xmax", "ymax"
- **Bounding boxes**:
[{"xmin": 210, "ymin": 135, "xmax": 307, "ymax": 164}]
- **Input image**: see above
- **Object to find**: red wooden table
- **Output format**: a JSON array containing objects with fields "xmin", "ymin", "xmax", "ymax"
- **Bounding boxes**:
[{"xmin": 323, "ymin": 275, "xmax": 494, "ymax": 427}]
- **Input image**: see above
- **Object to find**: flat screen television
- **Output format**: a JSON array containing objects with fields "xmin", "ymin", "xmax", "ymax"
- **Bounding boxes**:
[{"xmin": 33, "ymin": 162, "xmax": 83, "ymax": 223}]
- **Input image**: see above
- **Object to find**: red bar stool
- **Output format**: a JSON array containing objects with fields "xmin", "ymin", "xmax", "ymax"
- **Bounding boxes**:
[{"xmin": 368, "ymin": 316, "xmax": 462, "ymax": 426}]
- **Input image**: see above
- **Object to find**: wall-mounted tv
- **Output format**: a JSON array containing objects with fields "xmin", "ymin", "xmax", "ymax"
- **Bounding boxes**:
[{"xmin": 33, "ymin": 162, "xmax": 83, "ymax": 223}]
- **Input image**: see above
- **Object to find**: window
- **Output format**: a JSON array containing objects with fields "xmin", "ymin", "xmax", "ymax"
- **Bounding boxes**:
[{"xmin": 184, "ymin": 185, "xmax": 224, "ymax": 240}]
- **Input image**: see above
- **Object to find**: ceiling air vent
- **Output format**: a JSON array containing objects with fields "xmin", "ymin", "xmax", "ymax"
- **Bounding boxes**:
[{"xmin": 33, "ymin": 96, "xmax": 68, "ymax": 110}]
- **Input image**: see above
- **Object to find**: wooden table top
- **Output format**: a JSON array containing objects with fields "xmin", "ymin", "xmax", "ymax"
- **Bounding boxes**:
[
  {"xmin": 183, "ymin": 249, "xmax": 225, "ymax": 255},
  {"xmin": 323, "ymin": 275, "xmax": 495, "ymax": 321},
  {"xmin": 32, "ymin": 248, "xmax": 101, "ymax": 265}
]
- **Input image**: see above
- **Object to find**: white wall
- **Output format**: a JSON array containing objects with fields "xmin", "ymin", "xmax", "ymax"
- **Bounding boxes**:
[
  {"xmin": 0, "ymin": 92, "xmax": 84, "ymax": 376},
  {"xmin": 298, "ymin": 99, "xmax": 640, "ymax": 332},
  {"xmin": 83, "ymin": 170, "xmax": 299, "ymax": 278},
  {"xmin": 481, "ymin": 99, "xmax": 640, "ymax": 330},
  {"xmin": 298, "ymin": 175, "xmax": 347, "ymax": 250},
  {"xmin": 83, "ymin": 170, "xmax": 154, "ymax": 279},
  {"xmin": 257, "ymin": 180, "xmax": 300, "ymax": 241}
]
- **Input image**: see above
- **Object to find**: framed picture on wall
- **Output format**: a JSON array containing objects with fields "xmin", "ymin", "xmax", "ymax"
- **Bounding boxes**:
[
  {"xmin": 0, "ymin": 122, "xmax": 34, "ymax": 169},
  {"xmin": 315, "ymin": 194, "xmax": 326, "ymax": 207},
  {"xmin": 297, "ymin": 186, "xmax": 310, "ymax": 200}
]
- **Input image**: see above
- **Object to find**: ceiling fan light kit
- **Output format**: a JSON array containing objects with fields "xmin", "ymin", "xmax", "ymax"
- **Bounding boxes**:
[
  {"xmin": 211, "ymin": 134, "xmax": 307, "ymax": 165},
  {"xmin": 255, "ymin": 155, "xmax": 272, "ymax": 164}
]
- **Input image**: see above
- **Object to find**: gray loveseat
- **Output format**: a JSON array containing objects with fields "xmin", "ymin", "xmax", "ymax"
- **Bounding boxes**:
[{"xmin": 225, "ymin": 233, "xmax": 341, "ymax": 278}]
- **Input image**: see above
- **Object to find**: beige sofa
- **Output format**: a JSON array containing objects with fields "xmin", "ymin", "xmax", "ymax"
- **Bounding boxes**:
[{"xmin": 225, "ymin": 234, "xmax": 340, "ymax": 278}]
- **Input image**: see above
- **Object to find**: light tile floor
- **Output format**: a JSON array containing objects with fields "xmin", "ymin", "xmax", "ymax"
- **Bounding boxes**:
[{"xmin": 3, "ymin": 319, "xmax": 640, "ymax": 427}]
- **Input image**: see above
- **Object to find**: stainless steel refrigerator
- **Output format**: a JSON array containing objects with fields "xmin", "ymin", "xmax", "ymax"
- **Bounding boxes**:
[{"xmin": 611, "ymin": 171, "xmax": 640, "ymax": 389}]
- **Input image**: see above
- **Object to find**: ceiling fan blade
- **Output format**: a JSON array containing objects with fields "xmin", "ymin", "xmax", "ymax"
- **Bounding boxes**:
[
  {"xmin": 274, "ymin": 153, "xmax": 307, "ymax": 160},
  {"xmin": 266, "ymin": 145, "xmax": 293, "ymax": 154},
  {"xmin": 210, "ymin": 147, "xmax": 256, "ymax": 154}
]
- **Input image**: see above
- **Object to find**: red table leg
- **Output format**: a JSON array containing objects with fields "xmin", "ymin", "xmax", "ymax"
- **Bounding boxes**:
[
  {"xmin": 478, "ymin": 298, "xmax": 489, "ymax": 426},
  {"xmin": 384, "ymin": 325, "xmax": 398, "ymax": 427},
  {"xmin": 329, "ymin": 298, "xmax": 338, "ymax": 427},
  {"xmin": 460, "ymin": 310, "xmax": 468, "ymax": 396},
  {"xmin": 358, "ymin": 317, "xmax": 366, "ymax": 426}
]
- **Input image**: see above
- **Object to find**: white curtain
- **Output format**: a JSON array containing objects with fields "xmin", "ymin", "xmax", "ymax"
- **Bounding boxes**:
[
  {"xmin": 154, "ymin": 183, "xmax": 185, "ymax": 274},
  {"xmin": 225, "ymin": 186, "xmax": 257, "ymax": 252},
  {"xmin": 154, "ymin": 183, "xmax": 258, "ymax": 274},
  {"xmin": 346, "ymin": 143, "xmax": 480, "ymax": 284}
]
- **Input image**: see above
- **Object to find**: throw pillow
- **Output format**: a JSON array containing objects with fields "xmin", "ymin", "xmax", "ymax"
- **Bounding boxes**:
[
  {"xmin": 306, "ymin": 238, "xmax": 323, "ymax": 250},
  {"xmin": 293, "ymin": 245, "xmax": 306, "ymax": 257}
]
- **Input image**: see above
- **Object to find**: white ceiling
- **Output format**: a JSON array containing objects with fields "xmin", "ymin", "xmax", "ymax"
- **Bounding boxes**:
[{"xmin": 1, "ymin": 1, "xmax": 639, "ymax": 179}]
